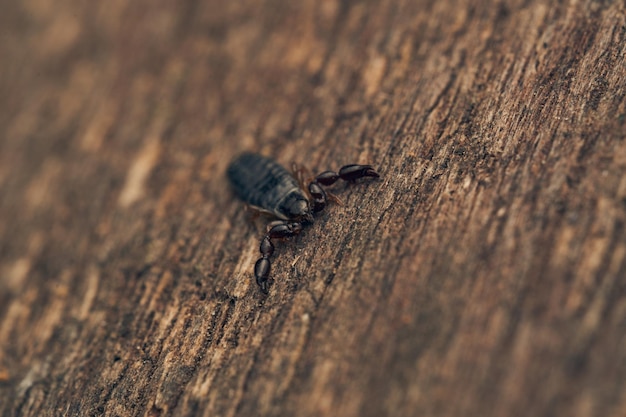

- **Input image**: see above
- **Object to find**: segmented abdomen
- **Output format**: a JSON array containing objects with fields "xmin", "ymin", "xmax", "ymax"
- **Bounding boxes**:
[{"xmin": 227, "ymin": 153, "xmax": 301, "ymax": 217}]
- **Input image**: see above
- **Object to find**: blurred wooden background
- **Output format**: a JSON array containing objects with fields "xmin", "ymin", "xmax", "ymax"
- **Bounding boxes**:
[{"xmin": 0, "ymin": 1, "xmax": 625, "ymax": 416}]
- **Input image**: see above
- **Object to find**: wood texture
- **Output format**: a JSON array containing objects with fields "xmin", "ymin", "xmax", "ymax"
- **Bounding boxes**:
[{"xmin": 1, "ymin": 1, "xmax": 625, "ymax": 416}]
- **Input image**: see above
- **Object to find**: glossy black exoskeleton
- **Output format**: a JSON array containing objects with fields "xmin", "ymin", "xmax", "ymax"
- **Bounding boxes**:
[{"xmin": 227, "ymin": 152, "xmax": 379, "ymax": 294}]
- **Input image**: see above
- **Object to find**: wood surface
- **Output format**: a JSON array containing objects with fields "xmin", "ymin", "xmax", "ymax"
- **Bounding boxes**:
[{"xmin": 1, "ymin": 0, "xmax": 625, "ymax": 416}]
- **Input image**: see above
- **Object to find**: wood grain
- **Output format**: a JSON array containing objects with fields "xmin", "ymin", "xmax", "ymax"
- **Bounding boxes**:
[{"xmin": 1, "ymin": 1, "xmax": 625, "ymax": 416}]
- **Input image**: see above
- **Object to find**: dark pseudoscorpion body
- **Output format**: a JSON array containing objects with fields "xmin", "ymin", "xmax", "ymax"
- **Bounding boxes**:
[{"xmin": 227, "ymin": 152, "xmax": 380, "ymax": 294}]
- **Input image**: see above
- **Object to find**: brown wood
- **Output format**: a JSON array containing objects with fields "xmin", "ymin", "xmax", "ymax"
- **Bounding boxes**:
[{"xmin": 1, "ymin": 1, "xmax": 625, "ymax": 416}]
